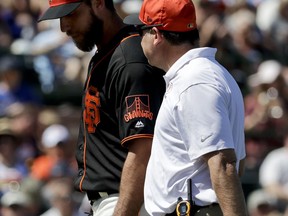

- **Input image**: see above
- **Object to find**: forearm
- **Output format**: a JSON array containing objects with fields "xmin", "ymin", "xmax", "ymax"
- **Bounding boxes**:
[
  {"xmin": 212, "ymin": 163, "xmax": 247, "ymax": 215},
  {"xmin": 113, "ymin": 139, "xmax": 152, "ymax": 216},
  {"xmin": 206, "ymin": 149, "xmax": 248, "ymax": 216}
]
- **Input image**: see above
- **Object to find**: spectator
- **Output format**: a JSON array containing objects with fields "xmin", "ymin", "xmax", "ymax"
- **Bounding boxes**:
[
  {"xmin": 264, "ymin": 0, "xmax": 288, "ymax": 65},
  {"xmin": 6, "ymin": 102, "xmax": 41, "ymax": 170},
  {"xmin": 0, "ymin": 18, "xmax": 13, "ymax": 54},
  {"xmin": 40, "ymin": 177, "xmax": 84, "ymax": 216},
  {"xmin": 247, "ymin": 189, "xmax": 281, "ymax": 216},
  {"xmin": 240, "ymin": 134, "xmax": 269, "ymax": 200},
  {"xmin": 258, "ymin": 129, "xmax": 288, "ymax": 215},
  {"xmin": 245, "ymin": 60, "xmax": 288, "ymax": 144},
  {"xmin": 224, "ymin": 5, "xmax": 264, "ymax": 72},
  {"xmin": 30, "ymin": 123, "xmax": 76, "ymax": 182},
  {"xmin": 0, "ymin": 190, "xmax": 36, "ymax": 216},
  {"xmin": 0, "ymin": 118, "xmax": 28, "ymax": 195},
  {"xmin": 0, "ymin": 54, "xmax": 42, "ymax": 116}
]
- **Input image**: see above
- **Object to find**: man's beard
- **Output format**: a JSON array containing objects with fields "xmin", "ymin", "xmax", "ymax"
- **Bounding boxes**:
[{"xmin": 73, "ymin": 12, "xmax": 103, "ymax": 52}]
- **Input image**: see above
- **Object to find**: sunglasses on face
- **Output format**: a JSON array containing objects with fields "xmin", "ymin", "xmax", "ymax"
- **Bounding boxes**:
[
  {"xmin": 137, "ymin": 24, "xmax": 163, "ymax": 37},
  {"xmin": 137, "ymin": 26, "xmax": 153, "ymax": 37}
]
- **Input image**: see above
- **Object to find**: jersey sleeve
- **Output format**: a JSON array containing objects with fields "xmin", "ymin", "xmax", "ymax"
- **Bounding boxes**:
[{"xmin": 113, "ymin": 62, "xmax": 165, "ymax": 146}]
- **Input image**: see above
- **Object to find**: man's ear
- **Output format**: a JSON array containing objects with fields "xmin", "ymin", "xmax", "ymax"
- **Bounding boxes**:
[
  {"xmin": 91, "ymin": 0, "xmax": 103, "ymax": 10},
  {"xmin": 152, "ymin": 27, "xmax": 164, "ymax": 46}
]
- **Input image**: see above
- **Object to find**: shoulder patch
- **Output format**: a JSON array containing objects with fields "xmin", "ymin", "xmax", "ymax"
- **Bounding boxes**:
[{"xmin": 124, "ymin": 95, "xmax": 153, "ymax": 122}]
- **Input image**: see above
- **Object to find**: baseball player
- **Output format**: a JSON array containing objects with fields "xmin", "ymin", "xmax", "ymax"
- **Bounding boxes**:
[
  {"xmin": 124, "ymin": 0, "xmax": 248, "ymax": 215},
  {"xmin": 38, "ymin": 0, "xmax": 165, "ymax": 215}
]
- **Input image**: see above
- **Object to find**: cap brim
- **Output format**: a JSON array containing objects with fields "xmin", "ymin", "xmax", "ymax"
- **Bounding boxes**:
[
  {"xmin": 38, "ymin": 2, "xmax": 81, "ymax": 22},
  {"xmin": 123, "ymin": 14, "xmax": 144, "ymax": 26}
]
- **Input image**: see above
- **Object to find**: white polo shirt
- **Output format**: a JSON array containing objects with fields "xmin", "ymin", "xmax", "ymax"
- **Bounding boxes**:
[{"xmin": 144, "ymin": 47, "xmax": 246, "ymax": 216}]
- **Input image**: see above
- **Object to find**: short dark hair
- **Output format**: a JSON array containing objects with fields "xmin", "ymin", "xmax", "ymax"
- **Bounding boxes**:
[
  {"xmin": 83, "ymin": 0, "xmax": 115, "ymax": 12},
  {"xmin": 161, "ymin": 28, "xmax": 200, "ymax": 46},
  {"xmin": 104, "ymin": 0, "xmax": 115, "ymax": 11}
]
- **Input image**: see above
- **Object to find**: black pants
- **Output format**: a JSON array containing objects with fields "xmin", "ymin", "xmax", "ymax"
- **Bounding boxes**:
[{"xmin": 166, "ymin": 203, "xmax": 223, "ymax": 216}]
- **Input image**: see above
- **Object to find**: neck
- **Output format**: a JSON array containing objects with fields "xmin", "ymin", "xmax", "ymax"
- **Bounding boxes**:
[
  {"xmin": 100, "ymin": 13, "xmax": 126, "ymax": 48},
  {"xmin": 161, "ymin": 44, "xmax": 194, "ymax": 72}
]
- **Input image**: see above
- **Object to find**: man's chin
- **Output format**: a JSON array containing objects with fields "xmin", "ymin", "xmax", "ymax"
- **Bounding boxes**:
[{"xmin": 74, "ymin": 40, "xmax": 95, "ymax": 52}]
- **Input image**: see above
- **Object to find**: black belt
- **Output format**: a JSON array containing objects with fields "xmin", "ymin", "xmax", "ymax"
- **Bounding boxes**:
[
  {"xmin": 87, "ymin": 191, "xmax": 117, "ymax": 201},
  {"xmin": 166, "ymin": 203, "xmax": 222, "ymax": 216}
]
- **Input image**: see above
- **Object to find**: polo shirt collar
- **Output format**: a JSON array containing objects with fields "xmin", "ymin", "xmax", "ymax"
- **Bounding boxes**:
[{"xmin": 164, "ymin": 47, "xmax": 217, "ymax": 83}]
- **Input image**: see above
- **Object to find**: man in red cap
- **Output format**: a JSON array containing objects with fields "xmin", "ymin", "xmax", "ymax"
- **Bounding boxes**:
[
  {"xmin": 38, "ymin": 0, "xmax": 165, "ymax": 215},
  {"xmin": 124, "ymin": 0, "xmax": 248, "ymax": 215}
]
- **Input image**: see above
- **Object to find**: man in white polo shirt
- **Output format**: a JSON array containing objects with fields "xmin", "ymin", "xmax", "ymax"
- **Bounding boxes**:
[{"xmin": 124, "ymin": 0, "xmax": 248, "ymax": 215}]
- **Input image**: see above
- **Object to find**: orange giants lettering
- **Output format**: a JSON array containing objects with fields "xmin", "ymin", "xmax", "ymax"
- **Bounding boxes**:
[
  {"xmin": 124, "ymin": 95, "xmax": 153, "ymax": 122},
  {"xmin": 84, "ymin": 86, "xmax": 101, "ymax": 133}
]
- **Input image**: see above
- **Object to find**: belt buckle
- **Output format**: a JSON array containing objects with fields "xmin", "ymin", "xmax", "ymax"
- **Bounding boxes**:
[{"xmin": 99, "ymin": 192, "xmax": 109, "ymax": 198}]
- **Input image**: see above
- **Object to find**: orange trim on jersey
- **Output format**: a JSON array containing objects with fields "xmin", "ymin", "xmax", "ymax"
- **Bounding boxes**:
[
  {"xmin": 84, "ymin": 34, "xmax": 139, "ymax": 92},
  {"xmin": 121, "ymin": 34, "xmax": 139, "ymax": 43},
  {"xmin": 121, "ymin": 134, "xmax": 153, "ymax": 146},
  {"xmin": 79, "ymin": 33, "xmax": 140, "ymax": 191},
  {"xmin": 79, "ymin": 111, "xmax": 87, "ymax": 192},
  {"xmin": 85, "ymin": 47, "xmax": 117, "ymax": 91}
]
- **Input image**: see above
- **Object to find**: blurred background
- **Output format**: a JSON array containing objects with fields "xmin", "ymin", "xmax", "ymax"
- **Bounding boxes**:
[{"xmin": 0, "ymin": 0, "xmax": 288, "ymax": 215}]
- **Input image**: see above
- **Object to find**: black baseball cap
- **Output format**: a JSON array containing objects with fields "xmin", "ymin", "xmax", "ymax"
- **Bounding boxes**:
[{"xmin": 38, "ymin": 0, "xmax": 83, "ymax": 22}]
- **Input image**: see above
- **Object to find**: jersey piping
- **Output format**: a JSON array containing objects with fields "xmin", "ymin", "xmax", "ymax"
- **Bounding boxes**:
[
  {"xmin": 78, "ymin": 34, "xmax": 139, "ymax": 192},
  {"xmin": 121, "ymin": 134, "xmax": 154, "ymax": 145}
]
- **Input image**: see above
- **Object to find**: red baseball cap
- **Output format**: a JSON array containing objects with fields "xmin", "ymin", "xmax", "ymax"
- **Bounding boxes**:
[
  {"xmin": 38, "ymin": 0, "xmax": 82, "ymax": 22},
  {"xmin": 124, "ymin": 0, "xmax": 197, "ymax": 32}
]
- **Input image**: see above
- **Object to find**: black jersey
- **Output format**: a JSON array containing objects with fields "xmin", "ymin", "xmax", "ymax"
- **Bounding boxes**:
[{"xmin": 74, "ymin": 26, "xmax": 165, "ymax": 199}]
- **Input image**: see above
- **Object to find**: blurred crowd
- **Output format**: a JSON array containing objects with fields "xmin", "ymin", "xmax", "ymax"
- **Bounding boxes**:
[{"xmin": 0, "ymin": 0, "xmax": 288, "ymax": 215}]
